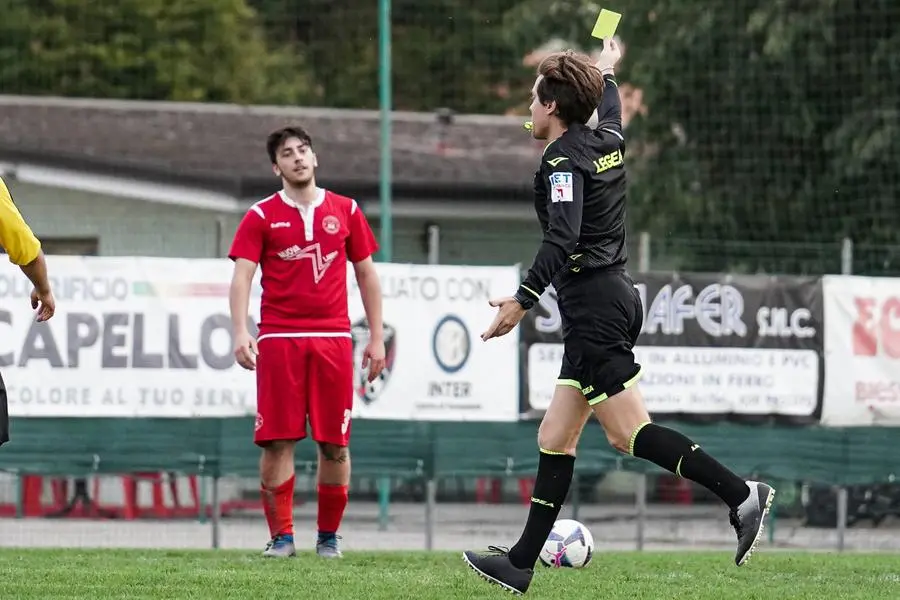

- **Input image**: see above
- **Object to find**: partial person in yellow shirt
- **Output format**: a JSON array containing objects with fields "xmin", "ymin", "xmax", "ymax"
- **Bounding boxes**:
[
  {"xmin": 0, "ymin": 176, "xmax": 55, "ymax": 321},
  {"xmin": 0, "ymin": 175, "xmax": 56, "ymax": 447}
]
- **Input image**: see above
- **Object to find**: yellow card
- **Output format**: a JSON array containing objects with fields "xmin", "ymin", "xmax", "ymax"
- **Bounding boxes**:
[{"xmin": 591, "ymin": 9, "xmax": 621, "ymax": 40}]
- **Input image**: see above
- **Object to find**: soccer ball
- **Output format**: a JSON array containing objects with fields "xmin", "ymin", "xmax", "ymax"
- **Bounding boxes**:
[{"xmin": 538, "ymin": 519, "xmax": 594, "ymax": 568}]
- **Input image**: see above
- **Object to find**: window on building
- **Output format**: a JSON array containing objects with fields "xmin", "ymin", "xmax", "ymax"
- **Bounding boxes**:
[
  {"xmin": 1, "ymin": 237, "xmax": 99, "ymax": 257},
  {"xmin": 42, "ymin": 237, "xmax": 99, "ymax": 256},
  {"xmin": 0, "ymin": 237, "xmax": 100, "ymax": 257}
]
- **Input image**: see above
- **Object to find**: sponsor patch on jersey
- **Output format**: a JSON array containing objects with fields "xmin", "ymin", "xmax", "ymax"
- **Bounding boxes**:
[
  {"xmin": 549, "ymin": 172, "xmax": 573, "ymax": 203},
  {"xmin": 322, "ymin": 215, "xmax": 341, "ymax": 234}
]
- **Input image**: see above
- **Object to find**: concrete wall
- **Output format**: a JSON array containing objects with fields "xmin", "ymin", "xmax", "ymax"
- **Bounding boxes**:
[
  {"xmin": 7, "ymin": 180, "xmax": 538, "ymax": 267},
  {"xmin": 369, "ymin": 217, "xmax": 537, "ymax": 267},
  {"xmin": 6, "ymin": 180, "xmax": 242, "ymax": 258}
]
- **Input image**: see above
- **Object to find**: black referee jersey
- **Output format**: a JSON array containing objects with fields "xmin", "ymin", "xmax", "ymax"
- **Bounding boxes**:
[
  {"xmin": 515, "ymin": 73, "xmax": 627, "ymax": 305},
  {"xmin": 514, "ymin": 74, "xmax": 643, "ymax": 402}
]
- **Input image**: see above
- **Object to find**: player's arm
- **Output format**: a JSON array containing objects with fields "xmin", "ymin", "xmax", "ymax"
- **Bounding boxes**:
[
  {"xmin": 228, "ymin": 207, "xmax": 264, "ymax": 369},
  {"xmin": 347, "ymin": 201, "xmax": 385, "ymax": 381},
  {"xmin": 229, "ymin": 258, "xmax": 257, "ymax": 335},
  {"xmin": 0, "ymin": 178, "xmax": 54, "ymax": 320},
  {"xmin": 347, "ymin": 200, "xmax": 382, "ymax": 341},
  {"xmin": 0, "ymin": 178, "xmax": 48, "ymax": 287},
  {"xmin": 353, "ymin": 257, "xmax": 383, "ymax": 343},
  {"xmin": 514, "ymin": 155, "xmax": 584, "ymax": 309},
  {"xmin": 353, "ymin": 258, "xmax": 386, "ymax": 381}
]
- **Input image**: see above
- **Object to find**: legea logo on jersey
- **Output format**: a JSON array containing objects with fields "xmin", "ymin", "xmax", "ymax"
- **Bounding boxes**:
[
  {"xmin": 277, "ymin": 243, "xmax": 337, "ymax": 283},
  {"xmin": 351, "ymin": 319, "xmax": 397, "ymax": 405}
]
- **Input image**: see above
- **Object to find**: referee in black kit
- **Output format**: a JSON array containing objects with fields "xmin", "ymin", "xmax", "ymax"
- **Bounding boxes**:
[
  {"xmin": 463, "ymin": 40, "xmax": 774, "ymax": 595},
  {"xmin": 0, "ymin": 176, "xmax": 56, "ymax": 446}
]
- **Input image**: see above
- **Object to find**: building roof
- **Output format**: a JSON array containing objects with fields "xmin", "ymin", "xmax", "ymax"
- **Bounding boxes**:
[{"xmin": 0, "ymin": 96, "xmax": 543, "ymax": 200}]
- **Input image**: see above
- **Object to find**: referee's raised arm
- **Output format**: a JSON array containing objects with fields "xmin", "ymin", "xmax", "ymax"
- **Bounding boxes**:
[
  {"xmin": 0, "ymin": 177, "xmax": 55, "ymax": 322},
  {"xmin": 592, "ymin": 38, "xmax": 624, "ymax": 135}
]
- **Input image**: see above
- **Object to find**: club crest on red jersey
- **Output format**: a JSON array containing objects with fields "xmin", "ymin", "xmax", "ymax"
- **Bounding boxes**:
[{"xmin": 322, "ymin": 215, "xmax": 341, "ymax": 235}]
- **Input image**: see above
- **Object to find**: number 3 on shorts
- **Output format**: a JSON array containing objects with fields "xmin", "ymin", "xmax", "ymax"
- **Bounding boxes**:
[{"xmin": 341, "ymin": 409, "xmax": 352, "ymax": 436}]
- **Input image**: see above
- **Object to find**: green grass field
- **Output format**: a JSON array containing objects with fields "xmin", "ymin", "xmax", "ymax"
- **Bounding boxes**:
[{"xmin": 0, "ymin": 549, "xmax": 897, "ymax": 599}]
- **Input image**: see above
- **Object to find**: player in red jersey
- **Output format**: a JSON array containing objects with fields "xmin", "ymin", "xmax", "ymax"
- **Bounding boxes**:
[{"xmin": 228, "ymin": 126, "xmax": 385, "ymax": 559}]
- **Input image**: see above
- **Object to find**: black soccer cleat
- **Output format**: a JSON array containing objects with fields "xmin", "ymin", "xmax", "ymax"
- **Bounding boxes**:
[
  {"xmin": 730, "ymin": 480, "xmax": 776, "ymax": 566},
  {"xmin": 462, "ymin": 546, "xmax": 534, "ymax": 595}
]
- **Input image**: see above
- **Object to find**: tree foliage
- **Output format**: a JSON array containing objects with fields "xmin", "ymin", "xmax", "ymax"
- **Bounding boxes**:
[
  {"xmin": 1, "ymin": 0, "xmax": 897, "ymax": 273},
  {"xmin": 501, "ymin": 0, "xmax": 900, "ymax": 273},
  {"xmin": 249, "ymin": 0, "xmax": 528, "ymax": 112},
  {"xmin": 0, "ymin": 0, "xmax": 315, "ymax": 104},
  {"xmin": 620, "ymin": 0, "xmax": 899, "ymax": 272}
]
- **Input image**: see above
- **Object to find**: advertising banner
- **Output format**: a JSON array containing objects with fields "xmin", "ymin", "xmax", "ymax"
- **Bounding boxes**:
[
  {"xmin": 0, "ymin": 257, "xmax": 520, "ymax": 421},
  {"xmin": 821, "ymin": 275, "xmax": 900, "ymax": 426},
  {"xmin": 522, "ymin": 272, "xmax": 824, "ymax": 424}
]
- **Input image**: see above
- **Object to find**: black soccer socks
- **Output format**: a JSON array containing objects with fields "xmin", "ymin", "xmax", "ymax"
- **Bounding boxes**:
[
  {"xmin": 507, "ymin": 449, "xmax": 576, "ymax": 570},
  {"xmin": 630, "ymin": 423, "xmax": 750, "ymax": 508}
]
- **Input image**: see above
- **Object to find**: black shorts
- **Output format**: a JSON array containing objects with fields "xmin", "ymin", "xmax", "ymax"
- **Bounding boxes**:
[
  {"xmin": 555, "ymin": 268, "xmax": 643, "ymax": 404},
  {"xmin": 0, "ymin": 371, "xmax": 8, "ymax": 447}
]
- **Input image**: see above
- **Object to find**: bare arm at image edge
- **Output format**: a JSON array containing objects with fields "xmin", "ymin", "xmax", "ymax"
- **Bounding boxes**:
[
  {"xmin": 0, "ymin": 178, "xmax": 55, "ymax": 321},
  {"xmin": 0, "ymin": 178, "xmax": 44, "ymax": 278}
]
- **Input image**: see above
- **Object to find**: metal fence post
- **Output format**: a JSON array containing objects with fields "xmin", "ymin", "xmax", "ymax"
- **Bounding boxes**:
[
  {"xmin": 13, "ymin": 472, "xmax": 22, "ymax": 519},
  {"xmin": 836, "ymin": 486, "xmax": 848, "ymax": 552},
  {"xmin": 427, "ymin": 224, "xmax": 440, "ymax": 265},
  {"xmin": 570, "ymin": 473, "xmax": 580, "ymax": 521},
  {"xmin": 210, "ymin": 475, "xmax": 221, "ymax": 550},
  {"xmin": 425, "ymin": 478, "xmax": 437, "ymax": 551},
  {"xmin": 638, "ymin": 231, "xmax": 651, "ymax": 273},
  {"xmin": 635, "ymin": 473, "xmax": 647, "ymax": 551},
  {"xmin": 841, "ymin": 237, "xmax": 853, "ymax": 275},
  {"xmin": 424, "ymin": 422, "xmax": 436, "ymax": 551},
  {"xmin": 197, "ymin": 456, "xmax": 207, "ymax": 525},
  {"xmin": 377, "ymin": 0, "xmax": 393, "ymax": 262},
  {"xmin": 377, "ymin": 477, "xmax": 391, "ymax": 531}
]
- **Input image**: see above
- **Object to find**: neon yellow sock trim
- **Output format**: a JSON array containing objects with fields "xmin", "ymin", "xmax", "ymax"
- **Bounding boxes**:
[
  {"xmin": 539, "ymin": 447, "xmax": 568, "ymax": 456},
  {"xmin": 628, "ymin": 421, "xmax": 651, "ymax": 456}
]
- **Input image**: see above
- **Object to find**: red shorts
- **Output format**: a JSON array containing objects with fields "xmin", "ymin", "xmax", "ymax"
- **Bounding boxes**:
[{"xmin": 254, "ymin": 335, "xmax": 354, "ymax": 447}]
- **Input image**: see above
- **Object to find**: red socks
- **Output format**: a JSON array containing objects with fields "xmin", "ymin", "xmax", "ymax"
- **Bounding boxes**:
[
  {"xmin": 261, "ymin": 478, "xmax": 346, "ymax": 537},
  {"xmin": 317, "ymin": 483, "xmax": 349, "ymax": 534},
  {"xmin": 261, "ymin": 475, "xmax": 295, "ymax": 537}
]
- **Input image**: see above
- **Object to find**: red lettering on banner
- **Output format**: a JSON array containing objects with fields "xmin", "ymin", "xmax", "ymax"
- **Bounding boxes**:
[
  {"xmin": 852, "ymin": 296, "xmax": 900, "ymax": 358},
  {"xmin": 852, "ymin": 297, "xmax": 877, "ymax": 356},
  {"xmin": 855, "ymin": 381, "xmax": 900, "ymax": 404},
  {"xmin": 881, "ymin": 297, "xmax": 900, "ymax": 358}
]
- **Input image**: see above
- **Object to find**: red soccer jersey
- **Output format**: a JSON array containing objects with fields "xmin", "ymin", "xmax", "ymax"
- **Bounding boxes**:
[{"xmin": 228, "ymin": 188, "xmax": 379, "ymax": 335}]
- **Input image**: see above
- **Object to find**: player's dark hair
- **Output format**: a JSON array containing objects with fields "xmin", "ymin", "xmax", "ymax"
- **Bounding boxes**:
[
  {"xmin": 266, "ymin": 126, "xmax": 313, "ymax": 164},
  {"xmin": 536, "ymin": 50, "xmax": 605, "ymax": 127}
]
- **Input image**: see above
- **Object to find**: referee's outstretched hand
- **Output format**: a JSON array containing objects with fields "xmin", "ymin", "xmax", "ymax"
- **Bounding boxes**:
[{"xmin": 481, "ymin": 297, "xmax": 526, "ymax": 341}]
